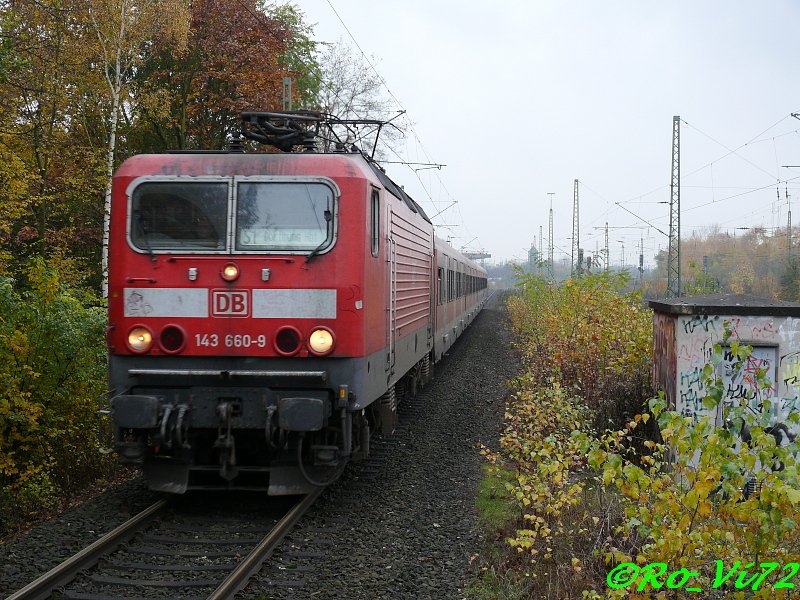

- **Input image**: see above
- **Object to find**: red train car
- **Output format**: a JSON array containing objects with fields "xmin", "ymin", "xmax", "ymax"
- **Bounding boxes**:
[
  {"xmin": 108, "ymin": 113, "xmax": 487, "ymax": 493},
  {"xmin": 434, "ymin": 239, "xmax": 488, "ymax": 361}
]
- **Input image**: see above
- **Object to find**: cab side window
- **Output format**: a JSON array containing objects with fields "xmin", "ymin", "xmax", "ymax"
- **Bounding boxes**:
[{"xmin": 371, "ymin": 190, "xmax": 380, "ymax": 257}]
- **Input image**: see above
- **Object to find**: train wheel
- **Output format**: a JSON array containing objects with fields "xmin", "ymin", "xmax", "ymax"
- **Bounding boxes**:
[
  {"xmin": 395, "ymin": 379, "xmax": 406, "ymax": 406},
  {"xmin": 352, "ymin": 411, "xmax": 371, "ymax": 461},
  {"xmin": 407, "ymin": 370, "xmax": 419, "ymax": 399}
]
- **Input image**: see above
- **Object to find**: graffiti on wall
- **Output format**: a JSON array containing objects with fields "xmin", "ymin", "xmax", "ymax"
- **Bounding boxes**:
[
  {"xmin": 675, "ymin": 315, "xmax": 784, "ymax": 423},
  {"xmin": 682, "ymin": 314, "xmax": 718, "ymax": 335},
  {"xmin": 652, "ymin": 312, "xmax": 800, "ymax": 472},
  {"xmin": 677, "ymin": 347, "xmax": 777, "ymax": 421},
  {"xmin": 721, "ymin": 346, "xmax": 776, "ymax": 411},
  {"xmin": 779, "ymin": 351, "xmax": 800, "ymax": 419}
]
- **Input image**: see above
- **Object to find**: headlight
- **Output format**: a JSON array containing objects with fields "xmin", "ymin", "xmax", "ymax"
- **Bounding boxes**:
[
  {"xmin": 308, "ymin": 327, "xmax": 334, "ymax": 355},
  {"xmin": 221, "ymin": 262, "xmax": 240, "ymax": 282},
  {"xmin": 127, "ymin": 326, "xmax": 154, "ymax": 353}
]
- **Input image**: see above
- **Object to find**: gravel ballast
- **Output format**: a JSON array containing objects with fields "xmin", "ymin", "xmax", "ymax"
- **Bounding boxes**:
[
  {"xmin": 0, "ymin": 293, "xmax": 516, "ymax": 600},
  {"xmin": 0, "ymin": 477, "xmax": 161, "ymax": 598},
  {"xmin": 245, "ymin": 293, "xmax": 516, "ymax": 599}
]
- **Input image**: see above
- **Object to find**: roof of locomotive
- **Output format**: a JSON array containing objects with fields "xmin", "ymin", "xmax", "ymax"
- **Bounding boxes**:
[
  {"xmin": 369, "ymin": 160, "xmax": 431, "ymax": 223},
  {"xmin": 114, "ymin": 151, "xmax": 431, "ymax": 224}
]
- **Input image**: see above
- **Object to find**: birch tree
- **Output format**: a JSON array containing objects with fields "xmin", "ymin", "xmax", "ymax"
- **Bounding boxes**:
[
  {"xmin": 84, "ymin": 0, "xmax": 190, "ymax": 296},
  {"xmin": 316, "ymin": 39, "xmax": 404, "ymax": 159}
]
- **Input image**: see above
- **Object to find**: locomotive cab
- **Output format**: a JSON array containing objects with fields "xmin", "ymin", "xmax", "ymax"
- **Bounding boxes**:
[{"xmin": 108, "ymin": 154, "xmax": 374, "ymax": 493}]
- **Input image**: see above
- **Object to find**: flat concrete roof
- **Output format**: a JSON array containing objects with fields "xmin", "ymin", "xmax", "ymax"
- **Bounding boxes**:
[{"xmin": 648, "ymin": 294, "xmax": 800, "ymax": 317}]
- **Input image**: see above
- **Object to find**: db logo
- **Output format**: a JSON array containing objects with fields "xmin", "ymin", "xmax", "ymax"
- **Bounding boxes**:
[{"xmin": 211, "ymin": 290, "xmax": 250, "ymax": 317}]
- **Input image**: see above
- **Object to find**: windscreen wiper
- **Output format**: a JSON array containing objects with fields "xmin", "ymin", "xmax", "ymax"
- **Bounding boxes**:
[
  {"xmin": 135, "ymin": 212, "xmax": 157, "ymax": 263},
  {"xmin": 304, "ymin": 209, "xmax": 332, "ymax": 264}
]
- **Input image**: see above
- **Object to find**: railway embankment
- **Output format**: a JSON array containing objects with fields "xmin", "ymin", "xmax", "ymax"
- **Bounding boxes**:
[
  {"xmin": 1, "ymin": 292, "xmax": 514, "ymax": 599},
  {"xmin": 0, "ymin": 475, "xmax": 161, "ymax": 597}
]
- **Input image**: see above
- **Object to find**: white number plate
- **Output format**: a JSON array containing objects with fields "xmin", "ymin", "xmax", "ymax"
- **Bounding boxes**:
[{"xmin": 194, "ymin": 334, "xmax": 268, "ymax": 349}]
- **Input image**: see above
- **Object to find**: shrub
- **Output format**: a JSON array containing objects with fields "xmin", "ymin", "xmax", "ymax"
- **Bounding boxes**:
[
  {"xmin": 0, "ymin": 259, "xmax": 112, "ymax": 530},
  {"xmin": 489, "ymin": 272, "xmax": 800, "ymax": 597},
  {"xmin": 482, "ymin": 380, "xmax": 605, "ymax": 596},
  {"xmin": 588, "ymin": 330, "xmax": 800, "ymax": 598},
  {"xmin": 508, "ymin": 270, "xmax": 652, "ymax": 430}
]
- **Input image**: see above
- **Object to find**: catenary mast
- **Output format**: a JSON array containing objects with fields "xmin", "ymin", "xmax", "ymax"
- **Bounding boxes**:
[
  {"xmin": 667, "ymin": 116, "xmax": 681, "ymax": 297},
  {"xmin": 548, "ymin": 193, "xmax": 555, "ymax": 280},
  {"xmin": 572, "ymin": 179, "xmax": 580, "ymax": 276}
]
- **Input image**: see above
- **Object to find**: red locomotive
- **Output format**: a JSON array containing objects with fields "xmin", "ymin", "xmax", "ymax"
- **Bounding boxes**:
[{"xmin": 108, "ymin": 112, "xmax": 487, "ymax": 493}]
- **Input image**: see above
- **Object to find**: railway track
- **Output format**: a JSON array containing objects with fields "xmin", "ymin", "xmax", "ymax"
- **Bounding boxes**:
[{"xmin": 6, "ymin": 488, "xmax": 323, "ymax": 600}]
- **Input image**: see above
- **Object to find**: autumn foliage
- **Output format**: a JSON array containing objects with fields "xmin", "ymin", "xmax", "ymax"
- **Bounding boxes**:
[
  {"xmin": 136, "ymin": 0, "xmax": 310, "ymax": 151},
  {"xmin": 507, "ymin": 270, "xmax": 653, "ymax": 429},
  {"xmin": 0, "ymin": 0, "xmax": 320, "ymax": 530},
  {"xmin": 0, "ymin": 261, "xmax": 110, "ymax": 529},
  {"xmin": 587, "ymin": 334, "xmax": 800, "ymax": 599},
  {"xmin": 478, "ymin": 273, "xmax": 653, "ymax": 596},
  {"xmin": 486, "ymin": 273, "xmax": 800, "ymax": 598},
  {"xmin": 0, "ymin": 0, "xmax": 318, "ymax": 286},
  {"xmin": 647, "ymin": 226, "xmax": 800, "ymax": 300}
]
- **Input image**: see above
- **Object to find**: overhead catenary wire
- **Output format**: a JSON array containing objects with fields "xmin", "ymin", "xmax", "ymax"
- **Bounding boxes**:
[
  {"xmin": 606, "ymin": 114, "xmax": 800, "ymax": 257},
  {"xmin": 228, "ymin": 2, "xmax": 415, "ymax": 162},
  {"xmin": 322, "ymin": 0, "xmax": 480, "ymax": 249},
  {"xmin": 680, "ymin": 118, "xmax": 781, "ymax": 182},
  {"xmin": 510, "ymin": 112, "xmax": 787, "ymax": 262},
  {"xmin": 238, "ymin": 6, "xmax": 800, "ymax": 264},
  {"xmin": 615, "ymin": 114, "xmax": 795, "ymax": 211},
  {"xmin": 231, "ymin": 0, "xmax": 467, "ymax": 241},
  {"xmin": 678, "ymin": 174, "xmax": 800, "ymax": 216}
]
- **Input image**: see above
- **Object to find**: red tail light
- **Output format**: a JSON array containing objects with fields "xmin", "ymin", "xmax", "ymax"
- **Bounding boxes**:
[
  {"xmin": 274, "ymin": 326, "xmax": 302, "ymax": 356},
  {"xmin": 159, "ymin": 325, "xmax": 186, "ymax": 354}
]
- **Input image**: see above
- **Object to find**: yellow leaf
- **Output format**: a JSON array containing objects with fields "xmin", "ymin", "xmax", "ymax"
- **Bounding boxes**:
[{"xmin": 697, "ymin": 500, "xmax": 712, "ymax": 517}]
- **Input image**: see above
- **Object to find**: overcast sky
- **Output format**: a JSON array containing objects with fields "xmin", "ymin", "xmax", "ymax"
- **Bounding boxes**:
[{"xmin": 299, "ymin": 0, "xmax": 800, "ymax": 267}]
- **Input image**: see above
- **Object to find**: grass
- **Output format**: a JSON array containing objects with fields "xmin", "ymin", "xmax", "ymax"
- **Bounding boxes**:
[
  {"xmin": 467, "ymin": 566, "xmax": 530, "ymax": 600},
  {"xmin": 467, "ymin": 463, "xmax": 627, "ymax": 599},
  {"xmin": 466, "ymin": 464, "xmax": 530, "ymax": 599},
  {"xmin": 476, "ymin": 464, "xmax": 518, "ymax": 532}
]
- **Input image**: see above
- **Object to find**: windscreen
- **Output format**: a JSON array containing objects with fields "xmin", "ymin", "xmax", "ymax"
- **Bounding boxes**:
[
  {"xmin": 130, "ymin": 181, "xmax": 228, "ymax": 251},
  {"xmin": 236, "ymin": 182, "xmax": 333, "ymax": 251}
]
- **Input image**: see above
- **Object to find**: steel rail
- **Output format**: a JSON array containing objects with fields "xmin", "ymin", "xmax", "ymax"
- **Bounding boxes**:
[
  {"xmin": 6, "ymin": 498, "xmax": 169, "ymax": 600},
  {"xmin": 208, "ymin": 486, "xmax": 325, "ymax": 600}
]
